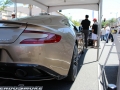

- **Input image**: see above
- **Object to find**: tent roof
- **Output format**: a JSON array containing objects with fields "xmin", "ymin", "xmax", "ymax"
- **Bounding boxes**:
[{"xmin": 12, "ymin": 0, "xmax": 100, "ymax": 12}]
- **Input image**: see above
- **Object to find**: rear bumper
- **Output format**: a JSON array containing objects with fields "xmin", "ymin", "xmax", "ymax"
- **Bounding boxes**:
[{"xmin": 0, "ymin": 62, "xmax": 66, "ymax": 81}]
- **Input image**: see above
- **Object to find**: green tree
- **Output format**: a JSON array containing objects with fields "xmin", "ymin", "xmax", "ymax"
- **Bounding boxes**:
[
  {"xmin": 72, "ymin": 20, "xmax": 80, "ymax": 26},
  {"xmin": 101, "ymin": 18, "xmax": 116, "ymax": 27},
  {"xmin": 102, "ymin": 20, "xmax": 109, "ymax": 27},
  {"xmin": 66, "ymin": 15, "xmax": 80, "ymax": 26},
  {"xmin": 66, "ymin": 15, "xmax": 72, "ymax": 21},
  {"xmin": 0, "ymin": 0, "xmax": 13, "ymax": 11},
  {"xmin": 109, "ymin": 18, "xmax": 116, "ymax": 26}
]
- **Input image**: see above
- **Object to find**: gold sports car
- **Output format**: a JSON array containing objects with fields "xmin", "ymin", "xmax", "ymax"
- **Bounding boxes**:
[{"xmin": 0, "ymin": 15, "xmax": 84, "ymax": 81}]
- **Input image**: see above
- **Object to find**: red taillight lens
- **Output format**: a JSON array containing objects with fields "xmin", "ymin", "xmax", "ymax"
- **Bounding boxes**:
[{"xmin": 20, "ymin": 30, "xmax": 61, "ymax": 44}]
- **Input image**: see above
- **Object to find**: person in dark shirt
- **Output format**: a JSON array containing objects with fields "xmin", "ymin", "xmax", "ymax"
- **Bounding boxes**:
[
  {"xmin": 81, "ymin": 15, "xmax": 91, "ymax": 48},
  {"xmin": 92, "ymin": 18, "xmax": 98, "ymax": 48}
]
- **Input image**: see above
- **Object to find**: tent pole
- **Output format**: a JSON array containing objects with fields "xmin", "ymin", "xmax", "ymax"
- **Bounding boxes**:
[
  {"xmin": 47, "ymin": 6, "xmax": 49, "ymax": 14},
  {"xmin": 97, "ymin": 0, "xmax": 103, "ymax": 61},
  {"xmin": 14, "ymin": 0, "xmax": 17, "ymax": 18}
]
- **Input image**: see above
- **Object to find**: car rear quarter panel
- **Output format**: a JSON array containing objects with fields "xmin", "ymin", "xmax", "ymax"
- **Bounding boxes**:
[{"xmin": 0, "ymin": 24, "xmax": 76, "ymax": 76}]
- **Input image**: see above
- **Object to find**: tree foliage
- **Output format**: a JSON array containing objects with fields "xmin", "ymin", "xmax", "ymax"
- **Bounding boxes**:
[
  {"xmin": 0, "ymin": 0, "xmax": 13, "ymax": 11},
  {"xmin": 66, "ymin": 16, "xmax": 80, "ymax": 26},
  {"xmin": 102, "ymin": 18, "xmax": 116, "ymax": 27},
  {"xmin": 72, "ymin": 20, "xmax": 80, "ymax": 26}
]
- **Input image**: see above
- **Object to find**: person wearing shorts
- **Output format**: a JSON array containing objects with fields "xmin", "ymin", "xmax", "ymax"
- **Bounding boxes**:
[{"xmin": 92, "ymin": 18, "xmax": 98, "ymax": 48}]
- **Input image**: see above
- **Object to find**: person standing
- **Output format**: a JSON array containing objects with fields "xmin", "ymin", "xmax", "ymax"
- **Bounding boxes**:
[
  {"xmin": 100, "ymin": 27, "xmax": 106, "ymax": 41},
  {"xmin": 11, "ymin": 12, "xmax": 16, "ymax": 19},
  {"xmin": 105, "ymin": 24, "xmax": 111, "ymax": 43},
  {"xmin": 109, "ymin": 27, "xmax": 114, "ymax": 42},
  {"xmin": 91, "ymin": 18, "xmax": 98, "ymax": 48},
  {"xmin": 81, "ymin": 15, "xmax": 91, "ymax": 48}
]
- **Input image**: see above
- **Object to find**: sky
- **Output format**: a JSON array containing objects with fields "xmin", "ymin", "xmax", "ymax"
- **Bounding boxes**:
[{"xmin": 61, "ymin": 0, "xmax": 120, "ymax": 21}]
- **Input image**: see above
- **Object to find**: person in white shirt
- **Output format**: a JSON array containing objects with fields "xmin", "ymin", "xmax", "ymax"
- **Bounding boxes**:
[
  {"xmin": 11, "ymin": 12, "xmax": 16, "ymax": 19},
  {"xmin": 105, "ymin": 25, "xmax": 114, "ymax": 43},
  {"xmin": 105, "ymin": 25, "xmax": 110, "ymax": 34},
  {"xmin": 100, "ymin": 27, "xmax": 106, "ymax": 41}
]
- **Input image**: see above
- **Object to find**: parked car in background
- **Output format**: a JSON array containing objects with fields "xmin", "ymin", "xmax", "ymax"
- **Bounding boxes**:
[{"xmin": 0, "ymin": 15, "xmax": 84, "ymax": 81}]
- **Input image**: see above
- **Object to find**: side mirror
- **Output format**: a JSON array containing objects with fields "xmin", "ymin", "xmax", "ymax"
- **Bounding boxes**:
[{"xmin": 74, "ymin": 26, "xmax": 79, "ymax": 33}]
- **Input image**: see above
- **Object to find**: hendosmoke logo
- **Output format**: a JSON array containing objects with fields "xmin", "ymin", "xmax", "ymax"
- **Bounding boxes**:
[{"xmin": 0, "ymin": 84, "xmax": 43, "ymax": 90}]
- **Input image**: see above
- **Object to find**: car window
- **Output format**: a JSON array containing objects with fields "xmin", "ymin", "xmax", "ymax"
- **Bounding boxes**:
[
  {"xmin": 68, "ymin": 20, "xmax": 75, "ymax": 29},
  {"xmin": 69, "ymin": 20, "xmax": 74, "ymax": 26},
  {"xmin": 68, "ymin": 20, "xmax": 79, "ymax": 32},
  {"xmin": 62, "ymin": 19, "xmax": 70, "ymax": 27}
]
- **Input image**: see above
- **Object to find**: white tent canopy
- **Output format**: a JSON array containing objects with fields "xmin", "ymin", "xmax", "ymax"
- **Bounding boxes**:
[{"xmin": 12, "ymin": 0, "xmax": 100, "ymax": 12}]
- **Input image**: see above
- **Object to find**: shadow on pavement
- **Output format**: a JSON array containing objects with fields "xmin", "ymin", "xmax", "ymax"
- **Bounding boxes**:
[
  {"xmin": 83, "ymin": 61, "xmax": 97, "ymax": 65},
  {"xmin": 78, "ymin": 49, "xmax": 88, "ymax": 71},
  {"xmin": 105, "ymin": 65, "xmax": 118, "ymax": 84}
]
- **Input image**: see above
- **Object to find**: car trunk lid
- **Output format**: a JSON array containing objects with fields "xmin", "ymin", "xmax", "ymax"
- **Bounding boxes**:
[{"xmin": 0, "ymin": 20, "xmax": 27, "ymax": 44}]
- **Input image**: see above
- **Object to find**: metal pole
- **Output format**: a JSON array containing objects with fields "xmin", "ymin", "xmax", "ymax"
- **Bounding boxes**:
[
  {"xmin": 14, "ymin": 2, "xmax": 15, "ymax": 12},
  {"xmin": 14, "ymin": 0, "xmax": 17, "ymax": 18},
  {"xmin": 47, "ymin": 6, "xmax": 49, "ymax": 14},
  {"xmin": 116, "ymin": 12, "xmax": 118, "ymax": 26},
  {"xmin": 98, "ymin": 41, "xmax": 115, "ymax": 79},
  {"xmin": 97, "ymin": 0, "xmax": 103, "ymax": 61},
  {"xmin": 98, "ymin": 33, "xmax": 111, "ymax": 61},
  {"xmin": 29, "ymin": 5, "xmax": 33, "ymax": 16}
]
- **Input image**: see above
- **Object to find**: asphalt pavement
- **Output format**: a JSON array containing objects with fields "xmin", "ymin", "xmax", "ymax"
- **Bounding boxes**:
[
  {"xmin": 1, "ymin": 41, "xmax": 118, "ymax": 90},
  {"xmin": 0, "ymin": 48, "xmax": 99, "ymax": 90}
]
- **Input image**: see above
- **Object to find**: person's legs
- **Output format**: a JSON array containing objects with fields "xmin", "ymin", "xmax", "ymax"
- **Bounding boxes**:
[
  {"xmin": 94, "ymin": 40, "xmax": 98, "ymax": 47},
  {"xmin": 109, "ymin": 33, "xmax": 114, "ymax": 42},
  {"xmin": 84, "ymin": 31, "xmax": 89, "ymax": 48},
  {"xmin": 111, "ymin": 34, "xmax": 114, "ymax": 42},
  {"xmin": 94, "ymin": 40, "xmax": 99, "ymax": 49},
  {"xmin": 103, "ymin": 35, "xmax": 105, "ymax": 41},
  {"xmin": 83, "ymin": 32, "xmax": 86, "ymax": 46},
  {"xmin": 94, "ymin": 34, "xmax": 98, "ymax": 48},
  {"xmin": 91, "ymin": 33, "xmax": 97, "ymax": 48},
  {"xmin": 100, "ymin": 35, "xmax": 102, "ymax": 41},
  {"xmin": 101, "ymin": 35, "xmax": 104, "ymax": 41},
  {"xmin": 93, "ymin": 40, "xmax": 95, "ymax": 47},
  {"xmin": 95, "ymin": 36, "xmax": 97, "ymax": 47},
  {"xmin": 106, "ymin": 33, "xmax": 109, "ymax": 43},
  {"xmin": 91, "ymin": 33, "xmax": 94, "ymax": 48},
  {"xmin": 104, "ymin": 34, "xmax": 107, "ymax": 41}
]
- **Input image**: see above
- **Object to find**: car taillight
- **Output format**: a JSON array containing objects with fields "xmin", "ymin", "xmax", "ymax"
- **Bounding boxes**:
[{"xmin": 20, "ymin": 30, "xmax": 61, "ymax": 44}]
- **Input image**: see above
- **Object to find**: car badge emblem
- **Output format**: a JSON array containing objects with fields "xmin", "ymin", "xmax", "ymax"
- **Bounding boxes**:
[{"xmin": 0, "ymin": 39, "xmax": 10, "ymax": 42}]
